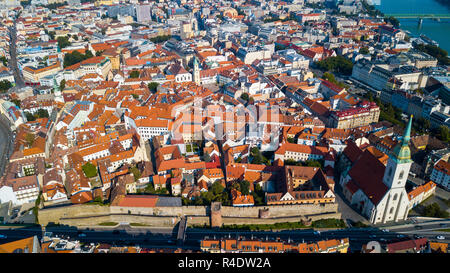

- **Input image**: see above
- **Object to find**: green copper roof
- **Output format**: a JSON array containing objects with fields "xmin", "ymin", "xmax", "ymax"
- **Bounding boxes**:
[{"xmin": 391, "ymin": 115, "xmax": 413, "ymax": 164}]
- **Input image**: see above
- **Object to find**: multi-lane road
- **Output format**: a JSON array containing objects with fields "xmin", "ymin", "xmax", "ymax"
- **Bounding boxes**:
[{"xmin": 0, "ymin": 219, "xmax": 449, "ymax": 252}]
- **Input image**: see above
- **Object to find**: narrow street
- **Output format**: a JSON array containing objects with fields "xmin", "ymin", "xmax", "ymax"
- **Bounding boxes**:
[{"xmin": 8, "ymin": 18, "xmax": 25, "ymax": 89}]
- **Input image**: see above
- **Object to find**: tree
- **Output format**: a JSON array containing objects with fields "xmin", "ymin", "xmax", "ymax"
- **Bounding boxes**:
[
  {"xmin": 25, "ymin": 133, "xmax": 35, "ymax": 147},
  {"xmin": 130, "ymin": 70, "xmax": 140, "ymax": 78},
  {"xmin": 57, "ymin": 36, "xmax": 71, "ymax": 49},
  {"xmin": 239, "ymin": 180, "xmax": 250, "ymax": 195},
  {"xmin": 0, "ymin": 56, "xmax": 7, "ymax": 66},
  {"xmin": 85, "ymin": 50, "xmax": 94, "ymax": 59},
  {"xmin": 211, "ymin": 181, "xmax": 224, "ymax": 196},
  {"xmin": 63, "ymin": 50, "xmax": 90, "ymax": 68},
  {"xmin": 36, "ymin": 109, "xmax": 49, "ymax": 118},
  {"xmin": 48, "ymin": 31, "xmax": 56, "ymax": 40},
  {"xmin": 415, "ymin": 44, "xmax": 450, "ymax": 65},
  {"xmin": 25, "ymin": 112, "xmax": 36, "ymax": 122},
  {"xmin": 144, "ymin": 183, "xmax": 155, "ymax": 194},
  {"xmin": 385, "ymin": 16, "xmax": 400, "ymax": 28},
  {"xmin": 60, "ymin": 79, "xmax": 66, "ymax": 91},
  {"xmin": 304, "ymin": 160, "xmax": 323, "ymax": 168},
  {"xmin": 316, "ymin": 56, "xmax": 354, "ymax": 76},
  {"xmin": 0, "ymin": 80, "xmax": 12, "ymax": 92},
  {"xmin": 359, "ymin": 47, "xmax": 370, "ymax": 55},
  {"xmin": 130, "ymin": 166, "xmax": 141, "ymax": 182},
  {"xmin": 11, "ymin": 99, "xmax": 20, "ymax": 108},
  {"xmin": 240, "ymin": 93, "xmax": 249, "ymax": 101},
  {"xmin": 82, "ymin": 162, "xmax": 98, "ymax": 178},
  {"xmin": 149, "ymin": 35, "xmax": 172, "ymax": 44},
  {"xmin": 147, "ymin": 82, "xmax": 159, "ymax": 93},
  {"xmin": 423, "ymin": 203, "xmax": 449, "ymax": 218},
  {"xmin": 437, "ymin": 125, "xmax": 450, "ymax": 142}
]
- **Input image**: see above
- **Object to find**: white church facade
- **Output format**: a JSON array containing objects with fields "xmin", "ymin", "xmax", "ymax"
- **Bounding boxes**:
[{"xmin": 340, "ymin": 116, "xmax": 414, "ymax": 224}]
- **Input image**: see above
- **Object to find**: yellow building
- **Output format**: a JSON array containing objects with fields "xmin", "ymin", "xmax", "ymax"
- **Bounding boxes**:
[{"xmin": 95, "ymin": 0, "xmax": 119, "ymax": 6}]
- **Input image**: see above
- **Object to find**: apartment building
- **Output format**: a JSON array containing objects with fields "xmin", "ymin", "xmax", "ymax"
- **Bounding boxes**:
[
  {"xmin": 430, "ymin": 159, "xmax": 450, "ymax": 191},
  {"xmin": 22, "ymin": 61, "xmax": 62, "ymax": 84},
  {"xmin": 328, "ymin": 102, "xmax": 380, "ymax": 129},
  {"xmin": 200, "ymin": 236, "xmax": 349, "ymax": 253}
]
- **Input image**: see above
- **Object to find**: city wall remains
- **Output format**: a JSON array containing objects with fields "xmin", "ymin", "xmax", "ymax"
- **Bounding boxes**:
[{"xmin": 38, "ymin": 203, "xmax": 340, "ymax": 227}]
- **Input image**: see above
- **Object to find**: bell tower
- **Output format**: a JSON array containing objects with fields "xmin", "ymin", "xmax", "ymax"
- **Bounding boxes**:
[
  {"xmin": 382, "ymin": 115, "xmax": 413, "ymax": 189},
  {"xmin": 379, "ymin": 115, "xmax": 413, "ymax": 223},
  {"xmin": 193, "ymin": 56, "xmax": 200, "ymax": 85}
]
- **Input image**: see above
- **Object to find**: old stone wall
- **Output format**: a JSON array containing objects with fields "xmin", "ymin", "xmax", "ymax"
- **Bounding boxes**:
[{"xmin": 38, "ymin": 203, "xmax": 340, "ymax": 227}]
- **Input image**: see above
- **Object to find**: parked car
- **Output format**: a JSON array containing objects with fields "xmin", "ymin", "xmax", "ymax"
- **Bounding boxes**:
[
  {"xmin": 382, "ymin": 229, "xmax": 389, "ymax": 232},
  {"xmin": 78, "ymin": 233, "xmax": 86, "ymax": 237},
  {"xmin": 0, "ymin": 234, "xmax": 7, "ymax": 239},
  {"xmin": 436, "ymin": 235, "xmax": 445, "ymax": 240}
]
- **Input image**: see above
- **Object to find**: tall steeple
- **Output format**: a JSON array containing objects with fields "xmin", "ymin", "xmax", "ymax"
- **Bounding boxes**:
[
  {"xmin": 193, "ymin": 56, "xmax": 200, "ymax": 85},
  {"xmin": 391, "ymin": 115, "xmax": 413, "ymax": 164}
]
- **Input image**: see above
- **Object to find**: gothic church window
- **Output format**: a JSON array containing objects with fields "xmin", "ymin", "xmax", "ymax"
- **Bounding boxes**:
[{"xmin": 399, "ymin": 171, "xmax": 404, "ymax": 180}]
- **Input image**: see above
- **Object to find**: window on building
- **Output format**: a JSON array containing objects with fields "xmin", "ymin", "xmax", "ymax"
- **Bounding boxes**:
[
  {"xmin": 393, "ymin": 193, "xmax": 398, "ymax": 201},
  {"xmin": 399, "ymin": 171, "xmax": 404, "ymax": 180},
  {"xmin": 389, "ymin": 207, "xmax": 394, "ymax": 214}
]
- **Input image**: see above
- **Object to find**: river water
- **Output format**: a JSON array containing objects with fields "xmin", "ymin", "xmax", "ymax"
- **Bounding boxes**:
[{"xmin": 375, "ymin": 0, "xmax": 450, "ymax": 52}]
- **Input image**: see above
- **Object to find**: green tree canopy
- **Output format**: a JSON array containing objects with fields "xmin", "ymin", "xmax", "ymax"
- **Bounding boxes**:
[
  {"xmin": 82, "ymin": 162, "xmax": 98, "ymax": 178},
  {"xmin": 149, "ymin": 35, "xmax": 172, "ymax": 44},
  {"xmin": 25, "ymin": 133, "xmax": 35, "ymax": 147},
  {"xmin": 359, "ymin": 47, "xmax": 370, "ymax": 55},
  {"xmin": 211, "ymin": 180, "xmax": 224, "ymax": 196},
  {"xmin": 25, "ymin": 112, "xmax": 36, "ymax": 122},
  {"xmin": 240, "ymin": 93, "xmax": 249, "ymax": 101},
  {"xmin": 57, "ymin": 36, "xmax": 71, "ymax": 49},
  {"xmin": 63, "ymin": 50, "xmax": 93, "ymax": 68},
  {"xmin": 147, "ymin": 82, "xmax": 159, "ymax": 93},
  {"xmin": 130, "ymin": 70, "xmax": 140, "ymax": 78},
  {"xmin": 0, "ymin": 80, "xmax": 12, "ymax": 92},
  {"xmin": 239, "ymin": 180, "xmax": 250, "ymax": 195},
  {"xmin": 316, "ymin": 56, "xmax": 354, "ymax": 76},
  {"xmin": 0, "ymin": 56, "xmax": 7, "ymax": 66},
  {"xmin": 36, "ymin": 109, "xmax": 49, "ymax": 118}
]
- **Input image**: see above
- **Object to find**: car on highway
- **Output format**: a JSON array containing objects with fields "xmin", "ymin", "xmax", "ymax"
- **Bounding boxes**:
[
  {"xmin": 397, "ymin": 234, "xmax": 406, "ymax": 238},
  {"xmin": 0, "ymin": 234, "xmax": 7, "ymax": 239},
  {"xmin": 414, "ymin": 225, "xmax": 422, "ymax": 229},
  {"xmin": 313, "ymin": 231, "xmax": 321, "ymax": 235},
  {"xmin": 382, "ymin": 229, "xmax": 389, "ymax": 232},
  {"xmin": 78, "ymin": 233, "xmax": 86, "ymax": 237},
  {"xmin": 436, "ymin": 236, "xmax": 445, "ymax": 240},
  {"xmin": 439, "ymin": 223, "xmax": 447, "ymax": 227}
]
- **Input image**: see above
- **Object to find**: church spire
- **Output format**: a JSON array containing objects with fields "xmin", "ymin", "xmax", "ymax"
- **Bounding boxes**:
[{"xmin": 391, "ymin": 115, "xmax": 413, "ymax": 164}]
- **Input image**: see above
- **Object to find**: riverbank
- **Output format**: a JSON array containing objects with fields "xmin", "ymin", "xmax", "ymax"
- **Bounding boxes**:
[{"xmin": 374, "ymin": 0, "xmax": 450, "ymax": 52}]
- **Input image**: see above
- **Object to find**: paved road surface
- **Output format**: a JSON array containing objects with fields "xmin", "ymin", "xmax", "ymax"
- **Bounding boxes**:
[
  {"xmin": 0, "ymin": 116, "xmax": 13, "ymax": 177},
  {"xmin": 0, "ymin": 220, "xmax": 449, "ymax": 252}
]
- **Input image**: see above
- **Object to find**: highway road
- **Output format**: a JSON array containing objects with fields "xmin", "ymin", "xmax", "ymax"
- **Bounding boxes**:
[{"xmin": 0, "ymin": 219, "xmax": 449, "ymax": 252}]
